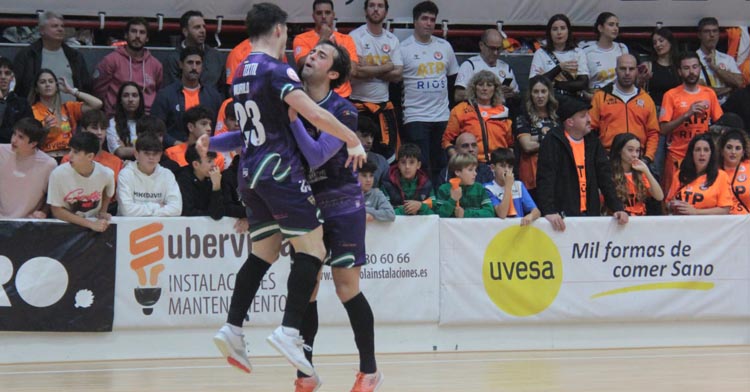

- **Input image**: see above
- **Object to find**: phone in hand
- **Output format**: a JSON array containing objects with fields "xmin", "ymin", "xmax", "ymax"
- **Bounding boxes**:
[{"xmin": 502, "ymin": 78, "xmax": 513, "ymax": 87}]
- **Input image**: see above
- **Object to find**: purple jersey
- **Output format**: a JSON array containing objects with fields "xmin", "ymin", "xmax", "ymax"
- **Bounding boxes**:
[
  {"xmin": 301, "ymin": 91, "xmax": 364, "ymax": 217},
  {"xmin": 231, "ymin": 52, "xmax": 306, "ymax": 189}
]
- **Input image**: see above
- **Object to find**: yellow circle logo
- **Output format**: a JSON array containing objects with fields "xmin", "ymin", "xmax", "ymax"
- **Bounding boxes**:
[{"xmin": 482, "ymin": 226, "xmax": 563, "ymax": 316}]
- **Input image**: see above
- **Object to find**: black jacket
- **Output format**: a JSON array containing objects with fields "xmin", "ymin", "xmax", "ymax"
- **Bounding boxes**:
[
  {"xmin": 176, "ymin": 167, "xmax": 225, "ymax": 220},
  {"xmin": 536, "ymin": 127, "xmax": 623, "ymax": 217},
  {"xmin": 12, "ymin": 40, "xmax": 93, "ymax": 99},
  {"xmin": 0, "ymin": 92, "xmax": 33, "ymax": 143},
  {"xmin": 150, "ymin": 81, "xmax": 222, "ymax": 144}
]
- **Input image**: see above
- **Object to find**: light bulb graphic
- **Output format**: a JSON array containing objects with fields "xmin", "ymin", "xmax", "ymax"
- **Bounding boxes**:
[{"xmin": 129, "ymin": 222, "xmax": 165, "ymax": 315}]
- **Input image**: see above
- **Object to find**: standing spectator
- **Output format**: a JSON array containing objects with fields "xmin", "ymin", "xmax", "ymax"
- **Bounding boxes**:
[
  {"xmin": 608, "ymin": 133, "xmax": 664, "ymax": 216},
  {"xmin": 582, "ymin": 12, "xmax": 629, "ymax": 92},
  {"xmin": 722, "ymin": 84, "xmax": 750, "ymax": 131},
  {"xmin": 349, "ymin": 0, "xmax": 402, "ymax": 160},
  {"xmin": 695, "ymin": 17, "xmax": 743, "ymax": 105},
  {"xmin": 293, "ymin": 0, "xmax": 359, "ymax": 98},
  {"xmin": 29, "ymin": 69, "xmax": 102, "ymax": 158},
  {"xmin": 0, "ymin": 118, "xmax": 56, "ymax": 218},
  {"xmin": 381, "ymin": 143, "xmax": 435, "ymax": 215},
  {"xmin": 442, "ymin": 70, "xmax": 513, "ymax": 163},
  {"xmin": 12, "ymin": 11, "xmax": 92, "ymax": 103},
  {"xmin": 536, "ymin": 98, "xmax": 628, "ymax": 231},
  {"xmin": 163, "ymin": 11, "xmax": 225, "ymax": 91},
  {"xmin": 659, "ymin": 52, "xmax": 723, "ymax": 193},
  {"xmin": 433, "ymin": 153, "xmax": 494, "ymax": 218},
  {"xmin": 436, "ymin": 132, "xmax": 494, "ymax": 188},
  {"xmin": 117, "ymin": 133, "xmax": 182, "ymax": 217},
  {"xmin": 93, "ymin": 17, "xmax": 163, "ymax": 116},
  {"xmin": 359, "ymin": 160, "xmax": 395, "ymax": 222},
  {"xmin": 225, "ymin": 39, "xmax": 252, "ymax": 88},
  {"xmin": 637, "ymin": 28, "xmax": 682, "ymax": 180},
  {"xmin": 589, "ymin": 54, "xmax": 660, "ymax": 163},
  {"xmin": 356, "ymin": 116, "xmax": 389, "ymax": 187},
  {"xmin": 530, "ymin": 14, "xmax": 589, "ymax": 99},
  {"xmin": 399, "ymin": 1, "xmax": 459, "ymax": 181},
  {"xmin": 47, "ymin": 131, "xmax": 115, "ymax": 232},
  {"xmin": 0, "ymin": 57, "xmax": 32, "ymax": 144},
  {"xmin": 717, "ymin": 129, "xmax": 750, "ymax": 215},
  {"xmin": 514, "ymin": 75, "xmax": 560, "ymax": 199},
  {"xmin": 106, "ymin": 82, "xmax": 145, "ymax": 159},
  {"xmin": 483, "ymin": 148, "xmax": 541, "ymax": 223},
  {"xmin": 151, "ymin": 46, "xmax": 222, "ymax": 144},
  {"xmin": 455, "ymin": 29, "xmax": 520, "ymax": 112},
  {"xmin": 665, "ymin": 133, "xmax": 732, "ymax": 215},
  {"xmin": 177, "ymin": 144, "xmax": 224, "ymax": 219}
]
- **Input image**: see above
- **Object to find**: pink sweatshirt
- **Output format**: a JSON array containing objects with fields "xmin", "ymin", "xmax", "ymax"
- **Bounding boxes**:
[{"xmin": 93, "ymin": 46, "xmax": 163, "ymax": 116}]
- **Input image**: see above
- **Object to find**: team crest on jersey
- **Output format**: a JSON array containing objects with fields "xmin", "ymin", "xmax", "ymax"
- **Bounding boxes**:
[
  {"xmin": 636, "ymin": 99, "xmax": 645, "ymax": 108},
  {"xmin": 740, "ymin": 165, "xmax": 746, "ymax": 172},
  {"xmin": 719, "ymin": 63, "xmax": 727, "ymax": 70},
  {"xmin": 287, "ymin": 68, "xmax": 301, "ymax": 82},
  {"xmin": 434, "ymin": 51, "xmax": 443, "ymax": 60},
  {"xmin": 498, "ymin": 70, "xmax": 506, "ymax": 78},
  {"xmin": 481, "ymin": 111, "xmax": 488, "ymax": 117},
  {"xmin": 700, "ymin": 183, "xmax": 709, "ymax": 191},
  {"xmin": 738, "ymin": 174, "xmax": 747, "ymax": 182},
  {"xmin": 382, "ymin": 44, "xmax": 391, "ymax": 53},
  {"xmin": 679, "ymin": 101, "xmax": 688, "ymax": 108}
]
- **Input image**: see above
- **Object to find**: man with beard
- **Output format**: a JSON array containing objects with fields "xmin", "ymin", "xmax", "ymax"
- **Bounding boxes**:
[
  {"xmin": 589, "ymin": 54, "xmax": 659, "ymax": 162},
  {"xmin": 93, "ymin": 18, "xmax": 163, "ymax": 116},
  {"xmin": 163, "ymin": 11, "xmax": 225, "ymax": 91},
  {"xmin": 659, "ymin": 52, "xmax": 723, "ymax": 193},
  {"xmin": 151, "ymin": 46, "xmax": 222, "ymax": 145},
  {"xmin": 349, "ymin": 0, "xmax": 402, "ymax": 161}
]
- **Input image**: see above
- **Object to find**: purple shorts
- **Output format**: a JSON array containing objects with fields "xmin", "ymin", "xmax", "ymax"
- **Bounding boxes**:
[
  {"xmin": 323, "ymin": 208, "xmax": 366, "ymax": 268},
  {"xmin": 241, "ymin": 177, "xmax": 323, "ymax": 241}
]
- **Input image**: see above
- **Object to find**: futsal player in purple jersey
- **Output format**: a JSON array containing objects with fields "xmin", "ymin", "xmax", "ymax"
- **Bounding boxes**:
[
  {"xmin": 287, "ymin": 40, "xmax": 383, "ymax": 391},
  {"xmin": 198, "ymin": 2, "xmax": 366, "ymax": 378}
]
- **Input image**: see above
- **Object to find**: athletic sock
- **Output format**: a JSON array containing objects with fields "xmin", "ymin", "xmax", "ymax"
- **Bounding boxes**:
[
  {"xmin": 344, "ymin": 292, "xmax": 376, "ymax": 373},
  {"xmin": 226, "ymin": 253, "xmax": 272, "ymax": 327},
  {"xmin": 282, "ymin": 252, "xmax": 322, "ymax": 329},
  {"xmin": 296, "ymin": 300, "xmax": 319, "ymax": 378}
]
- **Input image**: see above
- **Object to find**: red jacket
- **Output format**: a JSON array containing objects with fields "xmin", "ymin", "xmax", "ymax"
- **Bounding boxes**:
[{"xmin": 93, "ymin": 47, "xmax": 163, "ymax": 116}]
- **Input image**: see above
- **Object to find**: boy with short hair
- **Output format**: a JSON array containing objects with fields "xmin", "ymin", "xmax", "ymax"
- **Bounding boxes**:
[
  {"xmin": 62, "ymin": 110, "xmax": 123, "ymax": 184},
  {"xmin": 484, "ymin": 148, "xmax": 541, "ymax": 225},
  {"xmin": 380, "ymin": 143, "xmax": 434, "ymax": 215},
  {"xmin": 176, "ymin": 144, "xmax": 224, "ymax": 220},
  {"xmin": 0, "ymin": 117, "xmax": 56, "ymax": 218},
  {"xmin": 434, "ymin": 153, "xmax": 494, "ymax": 218},
  {"xmin": 135, "ymin": 114, "xmax": 181, "ymax": 173},
  {"xmin": 165, "ymin": 105, "xmax": 225, "ymax": 168},
  {"xmin": 357, "ymin": 116, "xmax": 389, "ymax": 187},
  {"xmin": 359, "ymin": 160, "xmax": 395, "ymax": 222},
  {"xmin": 47, "ymin": 131, "xmax": 115, "ymax": 232},
  {"xmin": 117, "ymin": 133, "xmax": 182, "ymax": 217}
]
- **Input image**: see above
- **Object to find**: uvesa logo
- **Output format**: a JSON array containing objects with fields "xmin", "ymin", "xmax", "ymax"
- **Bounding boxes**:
[{"xmin": 130, "ymin": 223, "xmax": 165, "ymax": 315}]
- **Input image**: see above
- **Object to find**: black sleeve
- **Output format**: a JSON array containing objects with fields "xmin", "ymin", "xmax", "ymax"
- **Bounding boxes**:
[
  {"xmin": 221, "ymin": 175, "xmax": 246, "ymax": 218},
  {"xmin": 594, "ymin": 139, "xmax": 624, "ymax": 212},
  {"xmin": 208, "ymin": 190, "xmax": 225, "ymax": 220},
  {"xmin": 535, "ymin": 136, "xmax": 558, "ymax": 216},
  {"xmin": 177, "ymin": 174, "xmax": 206, "ymax": 217},
  {"xmin": 555, "ymin": 75, "xmax": 589, "ymax": 94}
]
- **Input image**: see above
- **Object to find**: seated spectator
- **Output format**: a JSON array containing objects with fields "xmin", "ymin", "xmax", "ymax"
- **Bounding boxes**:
[
  {"xmin": 0, "ymin": 118, "xmax": 56, "ymax": 218},
  {"xmin": 220, "ymin": 155, "xmax": 249, "ymax": 233},
  {"xmin": 536, "ymin": 97, "xmax": 628, "ymax": 231},
  {"xmin": 484, "ymin": 148, "xmax": 541, "ymax": 224},
  {"xmin": 164, "ymin": 105, "xmax": 225, "ymax": 168},
  {"xmin": 514, "ymin": 75, "xmax": 560, "ymax": 200},
  {"xmin": 666, "ymin": 133, "xmax": 732, "ymax": 215},
  {"xmin": 134, "ymin": 115, "xmax": 181, "ymax": 173},
  {"xmin": 356, "ymin": 116, "xmax": 389, "ymax": 187},
  {"xmin": 106, "ymin": 82, "xmax": 146, "ymax": 159},
  {"xmin": 442, "ymin": 70, "xmax": 513, "ymax": 164},
  {"xmin": 117, "ymin": 133, "xmax": 182, "ymax": 217},
  {"xmin": 381, "ymin": 143, "xmax": 434, "ymax": 215},
  {"xmin": 62, "ymin": 110, "xmax": 123, "ymax": 187},
  {"xmin": 177, "ymin": 144, "xmax": 224, "ymax": 219},
  {"xmin": 213, "ymin": 101, "xmax": 239, "ymax": 165},
  {"xmin": 436, "ymin": 132, "xmax": 493, "ymax": 188},
  {"xmin": 0, "ymin": 57, "xmax": 33, "ymax": 144},
  {"xmin": 163, "ymin": 11, "xmax": 225, "ymax": 92},
  {"xmin": 12, "ymin": 11, "xmax": 92, "ymax": 102},
  {"xmin": 47, "ymin": 131, "xmax": 115, "ymax": 232},
  {"xmin": 717, "ymin": 129, "xmax": 750, "ymax": 215},
  {"xmin": 608, "ymin": 133, "xmax": 664, "ymax": 216},
  {"xmin": 434, "ymin": 153, "xmax": 494, "ymax": 218},
  {"xmin": 359, "ymin": 160, "xmax": 395, "ymax": 222},
  {"xmin": 93, "ymin": 17, "xmax": 163, "ymax": 116},
  {"xmin": 29, "ymin": 69, "xmax": 102, "ymax": 158}
]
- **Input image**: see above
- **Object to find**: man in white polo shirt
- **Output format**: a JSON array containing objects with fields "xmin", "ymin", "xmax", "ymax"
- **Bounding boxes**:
[
  {"xmin": 454, "ymin": 29, "xmax": 519, "ymax": 105},
  {"xmin": 696, "ymin": 17, "xmax": 743, "ymax": 105}
]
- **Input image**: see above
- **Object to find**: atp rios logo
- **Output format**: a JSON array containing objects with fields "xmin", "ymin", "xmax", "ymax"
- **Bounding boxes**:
[
  {"xmin": 482, "ymin": 226, "xmax": 562, "ymax": 317},
  {"xmin": 130, "ymin": 223, "xmax": 165, "ymax": 315}
]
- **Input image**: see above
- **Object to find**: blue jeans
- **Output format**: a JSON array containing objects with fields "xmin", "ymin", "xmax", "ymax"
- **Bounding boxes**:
[{"xmin": 401, "ymin": 121, "xmax": 447, "ymax": 183}]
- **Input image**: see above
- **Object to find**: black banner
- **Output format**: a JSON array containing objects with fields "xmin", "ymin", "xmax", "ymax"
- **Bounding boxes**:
[{"xmin": 0, "ymin": 221, "xmax": 116, "ymax": 332}]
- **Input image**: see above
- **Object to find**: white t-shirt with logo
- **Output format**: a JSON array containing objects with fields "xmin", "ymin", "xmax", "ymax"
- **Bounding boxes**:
[
  {"xmin": 582, "ymin": 42, "xmax": 629, "ymax": 89},
  {"xmin": 400, "ymin": 35, "xmax": 459, "ymax": 123},
  {"xmin": 455, "ymin": 54, "xmax": 520, "ymax": 94},
  {"xmin": 349, "ymin": 25, "xmax": 403, "ymax": 103},
  {"xmin": 696, "ymin": 48, "xmax": 741, "ymax": 104},
  {"xmin": 530, "ymin": 47, "xmax": 589, "ymax": 78},
  {"xmin": 47, "ymin": 161, "xmax": 115, "ymax": 218}
]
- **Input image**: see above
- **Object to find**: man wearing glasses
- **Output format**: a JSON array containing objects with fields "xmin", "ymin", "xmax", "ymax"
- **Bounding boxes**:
[
  {"xmin": 454, "ymin": 29, "xmax": 519, "ymax": 105},
  {"xmin": 695, "ymin": 17, "xmax": 743, "ymax": 105}
]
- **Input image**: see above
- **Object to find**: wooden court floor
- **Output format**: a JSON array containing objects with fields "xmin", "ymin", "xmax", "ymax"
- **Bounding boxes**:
[{"xmin": 1, "ymin": 346, "xmax": 748, "ymax": 391}]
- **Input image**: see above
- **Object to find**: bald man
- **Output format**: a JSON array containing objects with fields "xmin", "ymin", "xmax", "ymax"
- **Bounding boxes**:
[
  {"xmin": 589, "ymin": 54, "xmax": 660, "ymax": 162},
  {"xmin": 437, "ymin": 132, "xmax": 494, "ymax": 187},
  {"xmin": 454, "ymin": 29, "xmax": 519, "ymax": 103}
]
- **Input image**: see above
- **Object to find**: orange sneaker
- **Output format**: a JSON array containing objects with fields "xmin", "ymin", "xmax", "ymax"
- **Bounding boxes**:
[
  {"xmin": 350, "ymin": 371, "xmax": 384, "ymax": 392},
  {"xmin": 294, "ymin": 374, "xmax": 322, "ymax": 392}
]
